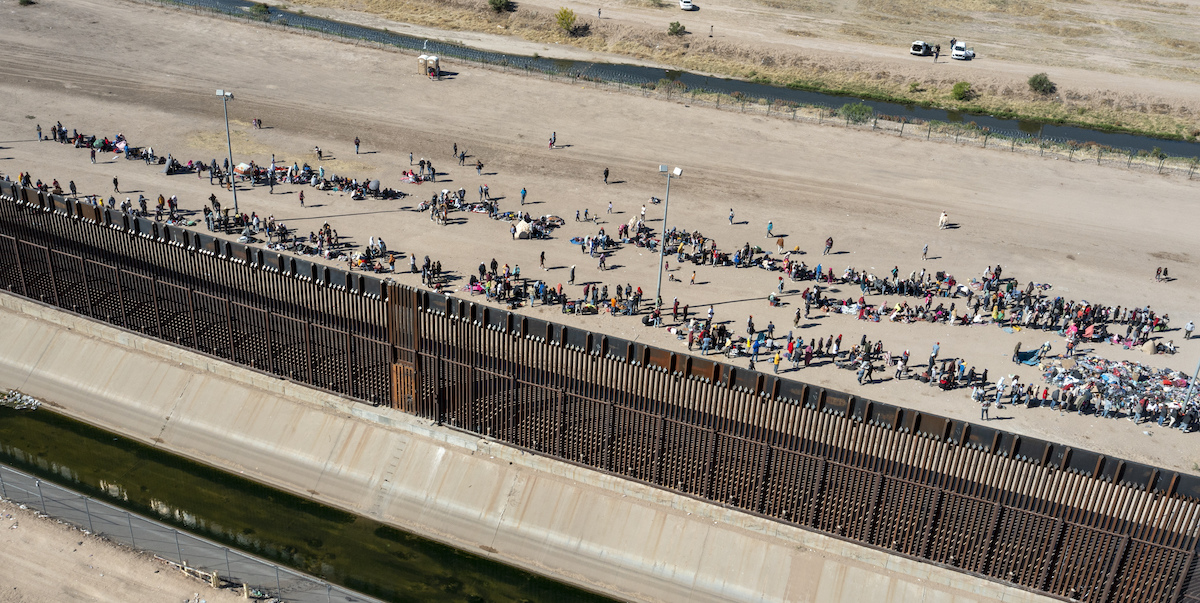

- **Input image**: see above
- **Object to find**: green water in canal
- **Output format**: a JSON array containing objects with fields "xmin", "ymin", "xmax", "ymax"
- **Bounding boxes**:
[{"xmin": 0, "ymin": 407, "xmax": 616, "ymax": 603}]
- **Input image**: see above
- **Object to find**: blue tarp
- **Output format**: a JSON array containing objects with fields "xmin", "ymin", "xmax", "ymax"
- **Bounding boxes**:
[{"xmin": 1016, "ymin": 349, "xmax": 1042, "ymax": 365}]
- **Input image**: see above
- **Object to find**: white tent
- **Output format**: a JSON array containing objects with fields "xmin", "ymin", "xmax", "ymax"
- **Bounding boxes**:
[{"xmin": 515, "ymin": 220, "xmax": 533, "ymax": 239}]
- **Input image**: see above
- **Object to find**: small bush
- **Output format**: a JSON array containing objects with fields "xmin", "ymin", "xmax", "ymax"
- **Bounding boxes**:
[
  {"xmin": 951, "ymin": 81, "xmax": 972, "ymax": 101},
  {"xmin": 555, "ymin": 7, "xmax": 577, "ymax": 33},
  {"xmin": 838, "ymin": 102, "xmax": 873, "ymax": 124},
  {"xmin": 657, "ymin": 78, "xmax": 686, "ymax": 92},
  {"xmin": 668, "ymin": 21, "xmax": 687, "ymax": 36},
  {"xmin": 249, "ymin": 2, "xmax": 270, "ymax": 15},
  {"xmin": 488, "ymin": 0, "xmax": 512, "ymax": 12},
  {"xmin": 18, "ymin": 0, "xmax": 36, "ymax": 5},
  {"xmin": 1028, "ymin": 73, "xmax": 1056, "ymax": 95},
  {"xmin": 908, "ymin": 82, "xmax": 921, "ymax": 93}
]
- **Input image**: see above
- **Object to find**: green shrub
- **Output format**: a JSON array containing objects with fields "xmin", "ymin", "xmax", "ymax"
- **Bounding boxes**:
[
  {"xmin": 18, "ymin": 0, "xmax": 36, "ymax": 5},
  {"xmin": 1028, "ymin": 73, "xmax": 1056, "ymax": 95},
  {"xmin": 668, "ymin": 21, "xmax": 687, "ymax": 36},
  {"xmin": 555, "ymin": 7, "xmax": 577, "ymax": 33},
  {"xmin": 908, "ymin": 82, "xmax": 921, "ymax": 93},
  {"xmin": 249, "ymin": 2, "xmax": 270, "ymax": 15},
  {"xmin": 838, "ymin": 102, "xmax": 873, "ymax": 124},
  {"xmin": 657, "ymin": 78, "xmax": 686, "ymax": 92},
  {"xmin": 951, "ymin": 81, "xmax": 972, "ymax": 101},
  {"xmin": 488, "ymin": 0, "xmax": 512, "ymax": 12}
]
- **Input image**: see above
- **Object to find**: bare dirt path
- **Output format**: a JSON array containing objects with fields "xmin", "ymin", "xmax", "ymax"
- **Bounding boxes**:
[
  {"xmin": 0, "ymin": 499, "xmax": 243, "ymax": 603},
  {"xmin": 0, "ymin": 0, "xmax": 1198, "ymax": 476}
]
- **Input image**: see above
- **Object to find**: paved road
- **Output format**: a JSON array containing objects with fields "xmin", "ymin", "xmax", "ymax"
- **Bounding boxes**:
[{"xmin": 0, "ymin": 463, "xmax": 380, "ymax": 603}]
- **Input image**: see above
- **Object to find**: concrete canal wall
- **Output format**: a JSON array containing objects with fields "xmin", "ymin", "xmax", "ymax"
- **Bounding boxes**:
[{"xmin": 0, "ymin": 292, "xmax": 1055, "ymax": 603}]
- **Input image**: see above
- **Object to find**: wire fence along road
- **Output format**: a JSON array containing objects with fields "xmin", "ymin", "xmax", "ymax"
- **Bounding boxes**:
[
  {"xmin": 138, "ymin": 0, "xmax": 1200, "ymax": 179},
  {"xmin": 0, "ymin": 463, "xmax": 378, "ymax": 603}
]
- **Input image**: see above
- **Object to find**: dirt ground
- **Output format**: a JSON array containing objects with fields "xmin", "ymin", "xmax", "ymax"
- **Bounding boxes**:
[
  {"xmin": 1, "ymin": 0, "xmax": 1198, "ymax": 485},
  {"xmin": 0, "ymin": 499, "xmax": 242, "ymax": 603},
  {"xmin": 285, "ymin": 0, "xmax": 1200, "ymax": 133}
]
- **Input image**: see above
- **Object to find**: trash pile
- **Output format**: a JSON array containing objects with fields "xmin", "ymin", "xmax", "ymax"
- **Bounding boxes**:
[
  {"xmin": 1040, "ymin": 356, "xmax": 1196, "ymax": 413},
  {"xmin": 1, "ymin": 389, "xmax": 41, "ymax": 411}
]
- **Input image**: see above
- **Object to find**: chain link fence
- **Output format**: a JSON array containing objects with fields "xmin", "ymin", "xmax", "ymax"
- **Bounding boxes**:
[
  {"xmin": 135, "ymin": 0, "xmax": 1200, "ymax": 179},
  {"xmin": 0, "ymin": 463, "xmax": 377, "ymax": 603}
]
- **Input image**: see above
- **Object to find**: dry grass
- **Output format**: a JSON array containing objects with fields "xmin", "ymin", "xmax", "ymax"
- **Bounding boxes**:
[
  {"xmin": 1120, "ymin": 0, "xmax": 1188, "ymax": 10},
  {"xmin": 858, "ymin": 0, "xmax": 1048, "ymax": 17},
  {"xmin": 755, "ymin": 0, "xmax": 832, "ymax": 11},
  {"xmin": 1113, "ymin": 18, "xmax": 1156, "ymax": 34},
  {"xmin": 1159, "ymin": 37, "xmax": 1200, "ymax": 54},
  {"xmin": 783, "ymin": 27, "xmax": 820, "ymax": 37},
  {"xmin": 622, "ymin": 0, "xmax": 671, "ymax": 9},
  {"xmin": 1016, "ymin": 21, "xmax": 1102, "ymax": 37}
]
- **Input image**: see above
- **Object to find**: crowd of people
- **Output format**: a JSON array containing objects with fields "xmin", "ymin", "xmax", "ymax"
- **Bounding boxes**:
[{"xmin": 12, "ymin": 121, "xmax": 1194, "ymax": 436}]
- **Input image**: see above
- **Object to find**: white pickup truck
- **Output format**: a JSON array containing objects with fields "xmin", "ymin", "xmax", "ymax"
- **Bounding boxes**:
[{"xmin": 951, "ymin": 41, "xmax": 976, "ymax": 60}]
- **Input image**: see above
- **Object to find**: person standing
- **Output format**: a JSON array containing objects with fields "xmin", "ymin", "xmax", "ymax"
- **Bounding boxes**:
[
  {"xmin": 113, "ymin": 177, "xmax": 120, "ymax": 194},
  {"xmin": 823, "ymin": 237, "xmax": 833, "ymax": 255},
  {"xmin": 767, "ymin": 221, "xmax": 773, "ymax": 237},
  {"xmin": 299, "ymin": 190, "xmax": 305, "ymax": 207},
  {"xmin": 1013, "ymin": 341, "xmax": 1022, "ymax": 363},
  {"xmin": 476, "ymin": 160, "xmax": 483, "ymax": 176},
  {"xmin": 773, "ymin": 351, "xmax": 782, "ymax": 374},
  {"xmin": 603, "ymin": 167, "xmax": 609, "ymax": 184},
  {"xmin": 1185, "ymin": 321, "xmax": 1194, "ymax": 339},
  {"xmin": 36, "ymin": 124, "xmax": 42, "ymax": 141},
  {"xmin": 933, "ymin": 44, "xmax": 940, "ymax": 62},
  {"xmin": 540, "ymin": 250, "xmax": 546, "ymax": 271},
  {"xmin": 569, "ymin": 265, "xmax": 575, "ymax": 285},
  {"xmin": 607, "ymin": 201, "xmax": 613, "ymax": 214},
  {"xmin": 521, "ymin": 187, "xmax": 527, "ymax": 205},
  {"xmin": 939, "ymin": 212, "xmax": 948, "ymax": 229},
  {"xmin": 90, "ymin": 148, "xmax": 97, "ymax": 164},
  {"xmin": 409, "ymin": 152, "xmax": 413, "ymax": 165},
  {"xmin": 728, "ymin": 208, "xmax": 735, "ymax": 225},
  {"xmin": 922, "ymin": 243, "xmax": 929, "ymax": 261},
  {"xmin": 354, "ymin": 136, "xmax": 361, "ymax": 154},
  {"xmin": 68, "ymin": 181, "xmax": 77, "ymax": 198}
]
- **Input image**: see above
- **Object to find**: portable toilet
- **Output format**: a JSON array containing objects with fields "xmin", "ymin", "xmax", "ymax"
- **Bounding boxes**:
[
  {"xmin": 417, "ymin": 55, "xmax": 428, "ymax": 75},
  {"xmin": 427, "ymin": 56, "xmax": 440, "ymax": 79}
]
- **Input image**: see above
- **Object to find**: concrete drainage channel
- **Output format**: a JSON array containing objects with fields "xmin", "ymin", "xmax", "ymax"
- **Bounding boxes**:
[
  {"xmin": 0, "ymin": 404, "xmax": 616, "ymax": 603},
  {"xmin": 0, "ymin": 462, "xmax": 373, "ymax": 603}
]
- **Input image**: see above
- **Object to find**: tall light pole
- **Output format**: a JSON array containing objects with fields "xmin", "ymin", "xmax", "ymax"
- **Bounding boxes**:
[
  {"xmin": 1185, "ymin": 356, "xmax": 1200, "ymax": 411},
  {"xmin": 653, "ymin": 165, "xmax": 682, "ymax": 308},
  {"xmin": 216, "ymin": 90, "xmax": 239, "ymax": 216}
]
